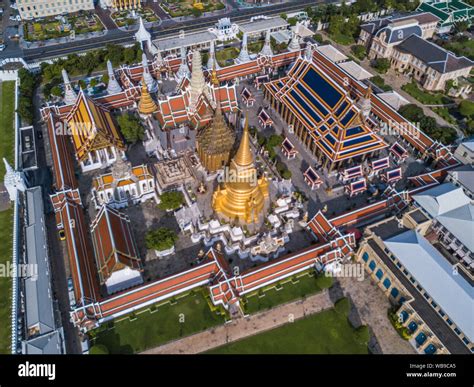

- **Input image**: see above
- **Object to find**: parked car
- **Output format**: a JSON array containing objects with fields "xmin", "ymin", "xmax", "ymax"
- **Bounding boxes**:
[
  {"xmin": 67, "ymin": 277, "xmax": 74, "ymax": 292},
  {"xmin": 0, "ymin": 44, "xmax": 5, "ymax": 51}
]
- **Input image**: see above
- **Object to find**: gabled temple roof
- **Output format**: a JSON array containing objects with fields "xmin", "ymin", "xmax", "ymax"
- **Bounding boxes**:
[
  {"xmin": 66, "ymin": 90, "xmax": 125, "ymax": 161},
  {"xmin": 90, "ymin": 205, "xmax": 142, "ymax": 285},
  {"xmin": 265, "ymin": 58, "xmax": 387, "ymax": 162},
  {"xmin": 156, "ymin": 81, "xmax": 238, "ymax": 129}
]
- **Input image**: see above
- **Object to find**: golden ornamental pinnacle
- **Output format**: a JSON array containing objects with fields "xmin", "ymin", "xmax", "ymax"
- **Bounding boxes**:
[
  {"xmin": 138, "ymin": 77, "xmax": 158, "ymax": 115},
  {"xmin": 212, "ymin": 113, "xmax": 269, "ymax": 225},
  {"xmin": 195, "ymin": 65, "xmax": 235, "ymax": 173}
]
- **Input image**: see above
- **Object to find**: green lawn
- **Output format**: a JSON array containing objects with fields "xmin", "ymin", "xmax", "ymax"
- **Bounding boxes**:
[
  {"xmin": 329, "ymin": 33, "xmax": 355, "ymax": 46},
  {"xmin": 207, "ymin": 308, "xmax": 369, "ymax": 354},
  {"xmin": 432, "ymin": 107, "xmax": 457, "ymax": 125},
  {"xmin": 401, "ymin": 81, "xmax": 452, "ymax": 105},
  {"xmin": 242, "ymin": 270, "xmax": 333, "ymax": 315},
  {"xmin": 0, "ymin": 81, "xmax": 16, "ymax": 177},
  {"xmin": 216, "ymin": 47, "xmax": 239, "ymax": 67},
  {"xmin": 0, "ymin": 208, "xmax": 13, "ymax": 354},
  {"xmin": 248, "ymin": 40, "xmax": 264, "ymax": 54},
  {"xmin": 89, "ymin": 289, "xmax": 227, "ymax": 354}
]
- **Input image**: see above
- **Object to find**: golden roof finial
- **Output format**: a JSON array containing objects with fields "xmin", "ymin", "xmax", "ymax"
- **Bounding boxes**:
[
  {"xmin": 138, "ymin": 76, "xmax": 158, "ymax": 115},
  {"xmin": 233, "ymin": 112, "xmax": 253, "ymax": 167},
  {"xmin": 365, "ymin": 84, "xmax": 372, "ymax": 99},
  {"xmin": 211, "ymin": 62, "xmax": 219, "ymax": 86}
]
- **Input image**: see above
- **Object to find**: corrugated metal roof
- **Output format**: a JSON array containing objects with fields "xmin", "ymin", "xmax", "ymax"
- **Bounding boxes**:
[{"xmin": 385, "ymin": 230, "xmax": 474, "ymax": 342}]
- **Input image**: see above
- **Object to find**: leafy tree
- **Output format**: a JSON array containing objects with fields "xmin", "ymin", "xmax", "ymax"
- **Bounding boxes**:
[
  {"xmin": 373, "ymin": 58, "xmax": 391, "ymax": 73},
  {"xmin": 355, "ymin": 0, "xmax": 379, "ymax": 12},
  {"xmin": 287, "ymin": 17, "xmax": 298, "ymax": 27},
  {"xmin": 459, "ymin": 100, "xmax": 474, "ymax": 118},
  {"xmin": 117, "ymin": 114, "xmax": 144, "ymax": 143},
  {"xmin": 313, "ymin": 33, "xmax": 324, "ymax": 44},
  {"xmin": 399, "ymin": 104, "xmax": 457, "ymax": 145},
  {"xmin": 50, "ymin": 86, "xmax": 63, "ymax": 97},
  {"xmin": 17, "ymin": 97, "xmax": 34, "ymax": 124},
  {"xmin": 398, "ymin": 104, "xmax": 424, "ymax": 122},
  {"xmin": 455, "ymin": 21, "xmax": 469, "ymax": 33},
  {"xmin": 267, "ymin": 134, "xmax": 284, "ymax": 148},
  {"xmin": 106, "ymin": 43, "xmax": 124, "ymax": 66},
  {"xmin": 158, "ymin": 191, "xmax": 184, "ymax": 211},
  {"xmin": 145, "ymin": 227, "xmax": 178, "ymax": 251},
  {"xmin": 90, "ymin": 344, "xmax": 109, "ymax": 355},
  {"xmin": 335, "ymin": 297, "xmax": 350, "ymax": 316},
  {"xmin": 328, "ymin": 15, "xmax": 345, "ymax": 36},
  {"xmin": 191, "ymin": 8, "xmax": 202, "ymax": 17},
  {"xmin": 351, "ymin": 44, "xmax": 367, "ymax": 60}
]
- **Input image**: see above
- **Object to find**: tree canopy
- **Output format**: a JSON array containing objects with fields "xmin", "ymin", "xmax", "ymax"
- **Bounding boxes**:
[
  {"xmin": 158, "ymin": 191, "xmax": 185, "ymax": 211},
  {"xmin": 145, "ymin": 227, "xmax": 178, "ymax": 251},
  {"xmin": 117, "ymin": 114, "xmax": 144, "ymax": 143}
]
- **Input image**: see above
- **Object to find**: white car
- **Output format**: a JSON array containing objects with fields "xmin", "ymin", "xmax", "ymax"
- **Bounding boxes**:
[{"xmin": 0, "ymin": 44, "xmax": 6, "ymax": 52}]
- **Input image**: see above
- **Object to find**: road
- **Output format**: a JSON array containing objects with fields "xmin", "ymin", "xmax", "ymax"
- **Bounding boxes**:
[{"xmin": 1, "ymin": 0, "xmax": 336, "ymax": 62}]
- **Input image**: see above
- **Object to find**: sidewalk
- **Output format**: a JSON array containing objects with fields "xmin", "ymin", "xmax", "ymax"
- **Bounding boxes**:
[{"xmin": 141, "ymin": 290, "xmax": 333, "ymax": 354}]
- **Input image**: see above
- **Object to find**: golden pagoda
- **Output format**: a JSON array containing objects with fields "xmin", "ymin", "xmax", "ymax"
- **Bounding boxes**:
[
  {"xmin": 196, "ymin": 68, "xmax": 235, "ymax": 172},
  {"xmin": 138, "ymin": 77, "xmax": 157, "ymax": 115},
  {"xmin": 212, "ymin": 115, "xmax": 269, "ymax": 225}
]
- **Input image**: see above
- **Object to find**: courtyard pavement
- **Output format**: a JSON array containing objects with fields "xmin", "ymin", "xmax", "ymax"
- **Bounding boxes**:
[{"xmin": 334, "ymin": 269, "xmax": 415, "ymax": 355}]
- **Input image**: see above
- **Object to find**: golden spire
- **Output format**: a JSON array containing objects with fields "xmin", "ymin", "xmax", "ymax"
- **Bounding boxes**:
[
  {"xmin": 211, "ymin": 111, "xmax": 269, "ymax": 225},
  {"xmin": 138, "ymin": 77, "xmax": 157, "ymax": 115},
  {"xmin": 195, "ymin": 63, "xmax": 234, "ymax": 173},
  {"xmin": 211, "ymin": 62, "xmax": 219, "ymax": 87},
  {"xmin": 364, "ymin": 84, "xmax": 372, "ymax": 99},
  {"xmin": 233, "ymin": 113, "xmax": 253, "ymax": 168}
]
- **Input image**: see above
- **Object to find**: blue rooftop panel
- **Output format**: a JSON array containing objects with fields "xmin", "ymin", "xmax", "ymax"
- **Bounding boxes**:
[
  {"xmin": 302, "ymin": 67, "xmax": 342, "ymax": 108},
  {"xmin": 296, "ymin": 84, "xmax": 329, "ymax": 116},
  {"xmin": 345, "ymin": 126, "xmax": 365, "ymax": 138}
]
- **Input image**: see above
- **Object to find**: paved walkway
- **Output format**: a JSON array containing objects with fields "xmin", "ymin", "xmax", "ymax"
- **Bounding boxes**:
[
  {"xmin": 141, "ymin": 290, "xmax": 333, "ymax": 354},
  {"xmin": 337, "ymin": 275, "xmax": 415, "ymax": 354}
]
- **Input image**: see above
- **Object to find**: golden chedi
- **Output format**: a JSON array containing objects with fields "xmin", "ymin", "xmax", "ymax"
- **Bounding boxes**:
[
  {"xmin": 196, "ymin": 70, "xmax": 235, "ymax": 173},
  {"xmin": 212, "ymin": 115, "xmax": 269, "ymax": 225},
  {"xmin": 138, "ymin": 77, "xmax": 157, "ymax": 115}
]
